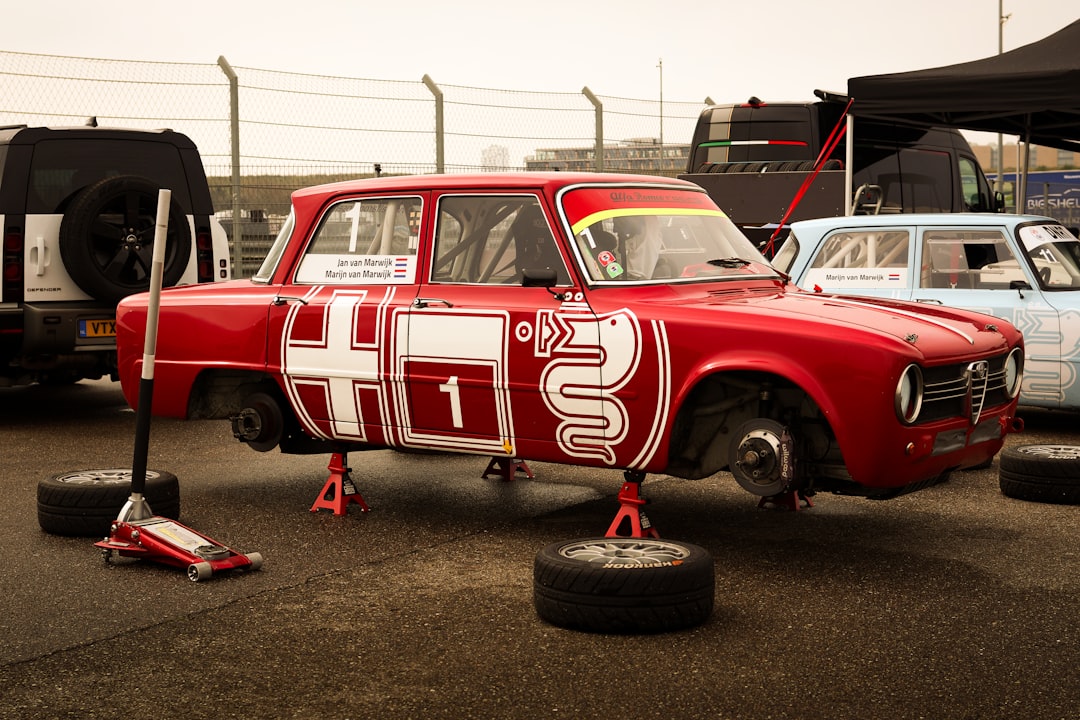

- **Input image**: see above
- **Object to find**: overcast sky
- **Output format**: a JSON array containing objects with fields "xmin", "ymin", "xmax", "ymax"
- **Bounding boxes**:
[{"xmin": 5, "ymin": 0, "xmax": 1075, "ymax": 104}]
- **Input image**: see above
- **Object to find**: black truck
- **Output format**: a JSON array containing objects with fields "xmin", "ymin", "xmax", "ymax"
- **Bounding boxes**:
[{"xmin": 678, "ymin": 90, "xmax": 1001, "ymax": 250}]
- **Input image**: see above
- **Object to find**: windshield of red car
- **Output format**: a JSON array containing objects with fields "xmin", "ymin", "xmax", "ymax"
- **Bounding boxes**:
[{"xmin": 559, "ymin": 185, "xmax": 774, "ymax": 283}]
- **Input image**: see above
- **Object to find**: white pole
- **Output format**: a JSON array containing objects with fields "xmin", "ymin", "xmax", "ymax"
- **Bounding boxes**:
[{"xmin": 119, "ymin": 188, "xmax": 171, "ymax": 522}]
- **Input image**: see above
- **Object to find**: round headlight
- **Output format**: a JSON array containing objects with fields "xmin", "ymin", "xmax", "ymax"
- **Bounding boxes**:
[
  {"xmin": 1004, "ymin": 347, "xmax": 1024, "ymax": 399},
  {"xmin": 895, "ymin": 364, "xmax": 924, "ymax": 424}
]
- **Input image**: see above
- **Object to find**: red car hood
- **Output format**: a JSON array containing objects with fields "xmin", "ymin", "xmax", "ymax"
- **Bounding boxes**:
[{"xmin": 639, "ymin": 283, "xmax": 1018, "ymax": 358}]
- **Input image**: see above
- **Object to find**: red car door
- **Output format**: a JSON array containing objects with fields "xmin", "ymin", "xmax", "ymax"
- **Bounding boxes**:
[
  {"xmin": 398, "ymin": 193, "xmax": 603, "ymax": 462},
  {"xmin": 273, "ymin": 194, "xmax": 424, "ymax": 446}
]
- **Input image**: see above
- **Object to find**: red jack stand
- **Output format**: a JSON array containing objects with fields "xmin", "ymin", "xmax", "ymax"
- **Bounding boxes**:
[
  {"xmin": 605, "ymin": 471, "xmax": 660, "ymax": 538},
  {"xmin": 757, "ymin": 489, "xmax": 815, "ymax": 511},
  {"xmin": 311, "ymin": 452, "xmax": 370, "ymax": 516},
  {"xmin": 481, "ymin": 456, "xmax": 534, "ymax": 482}
]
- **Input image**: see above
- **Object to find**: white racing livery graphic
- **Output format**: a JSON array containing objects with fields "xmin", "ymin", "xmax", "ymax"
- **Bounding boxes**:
[
  {"xmin": 280, "ymin": 287, "xmax": 672, "ymax": 466},
  {"xmin": 537, "ymin": 306, "xmax": 670, "ymax": 465},
  {"xmin": 395, "ymin": 308, "xmax": 514, "ymax": 455},
  {"xmin": 1010, "ymin": 306, "xmax": 1080, "ymax": 406},
  {"xmin": 281, "ymin": 286, "xmax": 399, "ymax": 443}
]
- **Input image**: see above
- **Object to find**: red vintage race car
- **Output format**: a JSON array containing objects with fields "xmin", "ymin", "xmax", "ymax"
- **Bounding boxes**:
[{"xmin": 116, "ymin": 172, "xmax": 1024, "ymax": 508}]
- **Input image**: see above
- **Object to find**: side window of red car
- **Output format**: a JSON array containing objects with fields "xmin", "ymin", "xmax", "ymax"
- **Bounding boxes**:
[
  {"xmin": 432, "ymin": 195, "xmax": 568, "ymax": 284},
  {"xmin": 294, "ymin": 196, "xmax": 422, "ymax": 284}
]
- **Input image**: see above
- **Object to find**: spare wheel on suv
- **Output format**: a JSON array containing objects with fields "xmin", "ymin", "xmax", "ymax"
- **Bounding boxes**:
[{"xmin": 59, "ymin": 174, "xmax": 192, "ymax": 304}]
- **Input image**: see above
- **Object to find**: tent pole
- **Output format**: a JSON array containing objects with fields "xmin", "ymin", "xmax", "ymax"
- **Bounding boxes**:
[
  {"xmin": 1019, "ymin": 126, "xmax": 1031, "ymax": 215},
  {"xmin": 995, "ymin": 0, "xmax": 1006, "ymax": 193},
  {"xmin": 844, "ymin": 114, "xmax": 854, "ymax": 215},
  {"xmin": 1014, "ymin": 141, "xmax": 1022, "ymax": 212}
]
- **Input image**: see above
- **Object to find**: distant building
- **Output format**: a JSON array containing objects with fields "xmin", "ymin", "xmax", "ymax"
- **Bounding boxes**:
[
  {"xmin": 521, "ymin": 139, "xmax": 1080, "ymax": 178},
  {"xmin": 525, "ymin": 138, "xmax": 689, "ymax": 176},
  {"xmin": 481, "ymin": 144, "xmax": 511, "ymax": 171},
  {"xmin": 970, "ymin": 142, "xmax": 1079, "ymax": 172}
]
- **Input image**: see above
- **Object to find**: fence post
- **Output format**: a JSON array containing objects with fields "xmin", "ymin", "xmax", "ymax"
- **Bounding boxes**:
[
  {"xmin": 217, "ymin": 56, "xmax": 242, "ymax": 275},
  {"xmin": 582, "ymin": 87, "xmax": 603, "ymax": 172},
  {"xmin": 422, "ymin": 74, "xmax": 444, "ymax": 174}
]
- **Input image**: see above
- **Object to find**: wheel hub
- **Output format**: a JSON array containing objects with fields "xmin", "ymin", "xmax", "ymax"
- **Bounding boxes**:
[
  {"xmin": 735, "ymin": 429, "xmax": 782, "ymax": 482},
  {"xmin": 728, "ymin": 419, "xmax": 795, "ymax": 497},
  {"xmin": 558, "ymin": 539, "xmax": 691, "ymax": 566},
  {"xmin": 231, "ymin": 407, "xmax": 264, "ymax": 442}
]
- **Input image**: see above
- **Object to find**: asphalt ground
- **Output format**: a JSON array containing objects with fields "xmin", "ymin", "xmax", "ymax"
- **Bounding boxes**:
[{"xmin": 1, "ymin": 379, "xmax": 1077, "ymax": 720}]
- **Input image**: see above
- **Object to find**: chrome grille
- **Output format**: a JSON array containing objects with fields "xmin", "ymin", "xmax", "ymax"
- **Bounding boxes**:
[
  {"xmin": 966, "ymin": 360, "xmax": 989, "ymax": 424},
  {"xmin": 918, "ymin": 353, "xmax": 1011, "ymax": 424}
]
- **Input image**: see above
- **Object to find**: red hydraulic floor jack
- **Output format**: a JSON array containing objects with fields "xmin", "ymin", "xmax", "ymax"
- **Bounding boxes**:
[
  {"xmin": 93, "ymin": 190, "xmax": 262, "ymax": 582},
  {"xmin": 96, "ymin": 516, "xmax": 263, "ymax": 582}
]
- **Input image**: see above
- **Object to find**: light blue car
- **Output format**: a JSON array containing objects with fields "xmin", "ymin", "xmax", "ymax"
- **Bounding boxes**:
[{"xmin": 773, "ymin": 213, "xmax": 1080, "ymax": 411}]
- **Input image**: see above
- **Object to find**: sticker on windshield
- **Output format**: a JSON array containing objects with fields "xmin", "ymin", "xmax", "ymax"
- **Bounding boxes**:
[
  {"xmin": 1019, "ymin": 223, "xmax": 1076, "ymax": 252},
  {"xmin": 596, "ymin": 250, "xmax": 625, "ymax": 278}
]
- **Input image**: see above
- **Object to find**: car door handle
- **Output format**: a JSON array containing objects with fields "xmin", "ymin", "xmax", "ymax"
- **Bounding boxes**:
[
  {"xmin": 30, "ymin": 235, "xmax": 50, "ymax": 276},
  {"xmin": 413, "ymin": 297, "xmax": 454, "ymax": 308}
]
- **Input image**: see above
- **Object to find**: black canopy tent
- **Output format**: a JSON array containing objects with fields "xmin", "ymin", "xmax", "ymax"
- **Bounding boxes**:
[
  {"xmin": 845, "ymin": 18, "xmax": 1080, "ymax": 213},
  {"xmin": 847, "ymin": 18, "xmax": 1080, "ymax": 154}
]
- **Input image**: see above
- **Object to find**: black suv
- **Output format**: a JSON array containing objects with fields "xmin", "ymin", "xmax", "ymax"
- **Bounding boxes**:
[{"xmin": 0, "ymin": 124, "xmax": 230, "ymax": 386}]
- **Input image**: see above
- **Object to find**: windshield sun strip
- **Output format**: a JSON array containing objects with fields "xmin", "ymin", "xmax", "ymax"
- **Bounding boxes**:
[{"xmin": 569, "ymin": 207, "xmax": 725, "ymax": 237}]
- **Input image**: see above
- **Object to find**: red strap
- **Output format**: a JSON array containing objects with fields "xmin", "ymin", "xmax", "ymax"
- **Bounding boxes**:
[{"xmin": 764, "ymin": 99, "xmax": 854, "ymax": 257}]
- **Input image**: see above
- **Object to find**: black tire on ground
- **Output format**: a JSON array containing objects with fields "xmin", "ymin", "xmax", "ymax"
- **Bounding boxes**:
[
  {"xmin": 59, "ymin": 175, "xmax": 192, "ymax": 304},
  {"xmin": 37, "ymin": 469, "xmax": 181, "ymax": 537},
  {"xmin": 998, "ymin": 445, "xmax": 1080, "ymax": 504},
  {"xmin": 533, "ymin": 537, "xmax": 714, "ymax": 634}
]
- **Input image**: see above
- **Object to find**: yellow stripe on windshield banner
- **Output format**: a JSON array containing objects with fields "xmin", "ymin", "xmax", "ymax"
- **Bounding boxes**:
[{"xmin": 570, "ymin": 207, "xmax": 725, "ymax": 236}]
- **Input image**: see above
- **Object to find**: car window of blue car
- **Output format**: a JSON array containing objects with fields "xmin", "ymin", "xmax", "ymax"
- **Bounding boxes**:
[
  {"xmin": 801, "ymin": 229, "xmax": 910, "ymax": 291},
  {"xmin": 920, "ymin": 230, "xmax": 1020, "ymax": 290}
]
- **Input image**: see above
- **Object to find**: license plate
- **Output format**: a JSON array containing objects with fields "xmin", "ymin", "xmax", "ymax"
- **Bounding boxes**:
[{"xmin": 79, "ymin": 318, "xmax": 116, "ymax": 338}]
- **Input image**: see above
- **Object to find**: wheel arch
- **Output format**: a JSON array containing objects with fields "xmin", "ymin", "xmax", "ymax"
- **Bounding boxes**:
[
  {"xmin": 186, "ymin": 368, "xmax": 284, "ymax": 420},
  {"xmin": 664, "ymin": 359, "xmax": 843, "ymax": 480}
]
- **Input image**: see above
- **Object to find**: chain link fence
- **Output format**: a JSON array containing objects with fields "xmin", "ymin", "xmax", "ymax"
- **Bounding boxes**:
[{"xmin": 0, "ymin": 51, "xmax": 707, "ymax": 275}]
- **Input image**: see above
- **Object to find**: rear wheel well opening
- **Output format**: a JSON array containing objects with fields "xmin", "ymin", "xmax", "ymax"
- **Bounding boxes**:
[
  {"xmin": 666, "ymin": 371, "xmax": 837, "ymax": 482},
  {"xmin": 186, "ymin": 370, "xmax": 281, "ymax": 420}
]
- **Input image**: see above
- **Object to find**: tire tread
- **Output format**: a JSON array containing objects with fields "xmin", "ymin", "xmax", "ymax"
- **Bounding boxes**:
[
  {"xmin": 533, "ymin": 538, "xmax": 714, "ymax": 633},
  {"xmin": 36, "ymin": 470, "xmax": 181, "ymax": 536}
]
